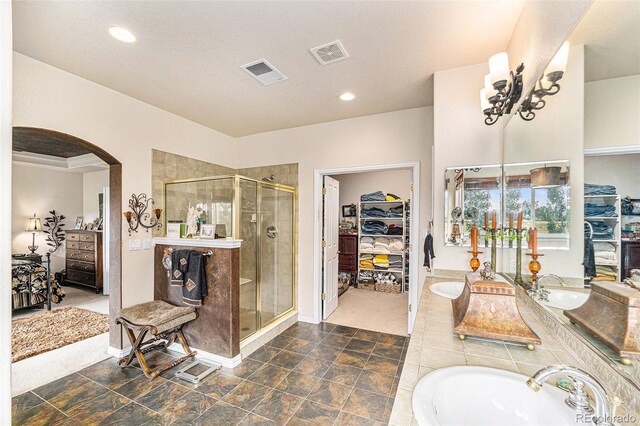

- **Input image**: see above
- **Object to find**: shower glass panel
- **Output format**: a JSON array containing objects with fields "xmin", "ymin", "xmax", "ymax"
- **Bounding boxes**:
[
  {"xmin": 164, "ymin": 177, "xmax": 233, "ymax": 235},
  {"xmin": 259, "ymin": 186, "xmax": 295, "ymax": 324},
  {"xmin": 163, "ymin": 175, "xmax": 295, "ymax": 340},
  {"xmin": 239, "ymin": 179, "xmax": 258, "ymax": 339}
]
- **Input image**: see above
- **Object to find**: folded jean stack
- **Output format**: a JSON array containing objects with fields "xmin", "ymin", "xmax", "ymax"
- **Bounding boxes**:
[
  {"xmin": 585, "ymin": 220, "xmax": 614, "ymax": 241},
  {"xmin": 591, "ymin": 242, "xmax": 618, "ymax": 282},
  {"xmin": 584, "ymin": 183, "xmax": 616, "ymax": 196},
  {"xmin": 584, "ymin": 203, "xmax": 617, "ymax": 217},
  {"xmin": 360, "ymin": 191, "xmax": 402, "ymax": 202},
  {"xmin": 361, "ymin": 220, "xmax": 388, "ymax": 235}
]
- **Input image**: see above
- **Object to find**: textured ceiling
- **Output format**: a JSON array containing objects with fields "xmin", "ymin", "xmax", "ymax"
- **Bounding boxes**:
[
  {"xmin": 569, "ymin": 0, "xmax": 640, "ymax": 82},
  {"xmin": 13, "ymin": 1, "xmax": 526, "ymax": 137}
]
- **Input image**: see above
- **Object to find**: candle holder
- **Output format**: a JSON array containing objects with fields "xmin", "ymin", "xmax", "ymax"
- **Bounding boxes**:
[
  {"xmin": 527, "ymin": 252, "xmax": 544, "ymax": 288},
  {"xmin": 483, "ymin": 226, "xmax": 490, "ymax": 248},
  {"xmin": 506, "ymin": 227, "xmax": 514, "ymax": 248},
  {"xmin": 467, "ymin": 250, "xmax": 484, "ymax": 272},
  {"xmin": 490, "ymin": 228, "xmax": 498, "ymax": 270},
  {"xmin": 514, "ymin": 229, "xmax": 524, "ymax": 285}
]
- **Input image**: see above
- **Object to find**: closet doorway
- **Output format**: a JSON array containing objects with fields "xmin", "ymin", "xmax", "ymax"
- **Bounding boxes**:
[{"xmin": 315, "ymin": 163, "xmax": 420, "ymax": 336}]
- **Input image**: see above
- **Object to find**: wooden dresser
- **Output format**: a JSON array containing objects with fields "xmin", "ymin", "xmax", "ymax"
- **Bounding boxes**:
[
  {"xmin": 621, "ymin": 240, "xmax": 640, "ymax": 279},
  {"xmin": 65, "ymin": 230, "xmax": 103, "ymax": 293},
  {"xmin": 339, "ymin": 233, "xmax": 358, "ymax": 274}
]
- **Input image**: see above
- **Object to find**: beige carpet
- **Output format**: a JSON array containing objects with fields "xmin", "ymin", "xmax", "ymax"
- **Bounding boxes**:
[
  {"xmin": 12, "ymin": 307, "xmax": 109, "ymax": 362},
  {"xmin": 326, "ymin": 287, "xmax": 409, "ymax": 336}
]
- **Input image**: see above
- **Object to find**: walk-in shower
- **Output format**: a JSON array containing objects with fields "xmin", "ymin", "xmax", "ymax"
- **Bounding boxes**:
[{"xmin": 163, "ymin": 175, "xmax": 296, "ymax": 340}]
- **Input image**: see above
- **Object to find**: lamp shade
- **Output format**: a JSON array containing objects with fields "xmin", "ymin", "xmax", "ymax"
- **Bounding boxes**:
[
  {"xmin": 480, "ymin": 89, "xmax": 491, "ymax": 112},
  {"xmin": 484, "ymin": 73, "xmax": 497, "ymax": 99},
  {"xmin": 26, "ymin": 214, "xmax": 42, "ymax": 232},
  {"xmin": 489, "ymin": 52, "xmax": 510, "ymax": 86}
]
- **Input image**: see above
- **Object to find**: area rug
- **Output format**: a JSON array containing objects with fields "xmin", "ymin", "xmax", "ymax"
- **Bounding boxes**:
[{"xmin": 12, "ymin": 307, "xmax": 109, "ymax": 362}]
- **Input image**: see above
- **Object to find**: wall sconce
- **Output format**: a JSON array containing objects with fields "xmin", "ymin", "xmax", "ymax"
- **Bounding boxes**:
[
  {"xmin": 518, "ymin": 42, "xmax": 569, "ymax": 121},
  {"xmin": 481, "ymin": 52, "xmax": 525, "ymax": 125},
  {"xmin": 123, "ymin": 193, "xmax": 162, "ymax": 235}
]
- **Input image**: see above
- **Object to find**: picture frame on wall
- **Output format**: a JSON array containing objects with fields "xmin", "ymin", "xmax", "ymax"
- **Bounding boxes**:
[
  {"xmin": 342, "ymin": 204, "xmax": 357, "ymax": 217},
  {"xmin": 200, "ymin": 224, "xmax": 215, "ymax": 239},
  {"xmin": 74, "ymin": 216, "xmax": 84, "ymax": 229}
]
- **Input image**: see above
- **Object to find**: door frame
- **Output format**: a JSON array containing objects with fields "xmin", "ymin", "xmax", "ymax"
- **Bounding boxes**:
[{"xmin": 313, "ymin": 162, "xmax": 420, "ymax": 335}]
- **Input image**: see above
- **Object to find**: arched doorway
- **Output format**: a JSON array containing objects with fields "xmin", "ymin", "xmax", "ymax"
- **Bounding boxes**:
[{"xmin": 13, "ymin": 127, "xmax": 123, "ymax": 348}]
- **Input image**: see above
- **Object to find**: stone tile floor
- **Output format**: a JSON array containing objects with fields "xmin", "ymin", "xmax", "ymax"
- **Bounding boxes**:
[{"xmin": 12, "ymin": 322, "xmax": 408, "ymax": 425}]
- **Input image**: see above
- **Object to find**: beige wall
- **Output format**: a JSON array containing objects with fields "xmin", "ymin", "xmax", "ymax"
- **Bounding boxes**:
[
  {"xmin": 11, "ymin": 164, "xmax": 83, "ymax": 272},
  {"xmin": 13, "ymin": 52, "xmax": 237, "ymax": 310},
  {"xmin": 233, "ymin": 107, "xmax": 433, "ymax": 321},
  {"xmin": 585, "ymin": 75, "xmax": 640, "ymax": 150},
  {"xmin": 433, "ymin": 63, "xmax": 504, "ymax": 271}
]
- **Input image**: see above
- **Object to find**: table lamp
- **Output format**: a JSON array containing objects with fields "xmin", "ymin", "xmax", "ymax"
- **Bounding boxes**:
[{"xmin": 26, "ymin": 213, "xmax": 42, "ymax": 254}]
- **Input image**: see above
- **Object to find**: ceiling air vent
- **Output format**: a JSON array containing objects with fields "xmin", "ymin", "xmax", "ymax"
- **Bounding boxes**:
[
  {"xmin": 241, "ymin": 59, "xmax": 287, "ymax": 86},
  {"xmin": 310, "ymin": 40, "xmax": 349, "ymax": 65}
]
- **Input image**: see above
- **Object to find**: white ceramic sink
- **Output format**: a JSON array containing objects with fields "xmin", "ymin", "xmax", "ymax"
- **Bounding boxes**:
[
  {"xmin": 412, "ymin": 366, "xmax": 578, "ymax": 425},
  {"xmin": 429, "ymin": 281, "xmax": 464, "ymax": 299},
  {"xmin": 542, "ymin": 289, "xmax": 589, "ymax": 311}
]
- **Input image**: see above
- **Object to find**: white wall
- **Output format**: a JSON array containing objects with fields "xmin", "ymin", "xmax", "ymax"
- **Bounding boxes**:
[
  {"xmin": 584, "ymin": 154, "xmax": 640, "ymax": 198},
  {"xmin": 584, "ymin": 75, "xmax": 640, "ymax": 150},
  {"xmin": 13, "ymin": 52, "xmax": 237, "ymax": 311},
  {"xmin": 83, "ymin": 170, "xmax": 109, "ymax": 223},
  {"xmin": 233, "ymin": 107, "xmax": 433, "ymax": 321},
  {"xmin": 333, "ymin": 169, "xmax": 413, "ymax": 225},
  {"xmin": 11, "ymin": 164, "xmax": 84, "ymax": 272},
  {"xmin": 433, "ymin": 63, "xmax": 503, "ymax": 271},
  {"xmin": 503, "ymin": 45, "xmax": 585, "ymax": 279}
]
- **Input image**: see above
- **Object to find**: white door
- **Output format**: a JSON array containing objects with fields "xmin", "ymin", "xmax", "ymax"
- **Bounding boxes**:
[{"xmin": 322, "ymin": 176, "xmax": 340, "ymax": 319}]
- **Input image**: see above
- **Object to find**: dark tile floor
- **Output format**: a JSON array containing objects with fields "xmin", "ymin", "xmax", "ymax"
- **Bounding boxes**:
[{"xmin": 12, "ymin": 322, "xmax": 408, "ymax": 426}]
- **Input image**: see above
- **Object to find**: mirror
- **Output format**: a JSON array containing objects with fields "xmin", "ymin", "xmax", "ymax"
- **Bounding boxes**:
[
  {"xmin": 444, "ymin": 165, "xmax": 502, "ymax": 246},
  {"xmin": 502, "ymin": 0, "xmax": 640, "ymax": 387}
]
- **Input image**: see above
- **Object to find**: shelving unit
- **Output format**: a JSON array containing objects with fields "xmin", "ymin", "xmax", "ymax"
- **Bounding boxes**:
[
  {"xmin": 584, "ymin": 194, "xmax": 621, "ymax": 281},
  {"xmin": 357, "ymin": 200, "xmax": 407, "ymax": 293}
]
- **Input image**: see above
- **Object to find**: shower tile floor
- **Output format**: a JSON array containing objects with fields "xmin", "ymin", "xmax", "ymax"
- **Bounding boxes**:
[{"xmin": 12, "ymin": 322, "xmax": 408, "ymax": 425}]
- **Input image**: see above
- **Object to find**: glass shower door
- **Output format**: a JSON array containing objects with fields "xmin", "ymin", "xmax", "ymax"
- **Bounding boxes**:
[
  {"xmin": 259, "ymin": 185, "xmax": 295, "ymax": 325},
  {"xmin": 239, "ymin": 179, "xmax": 258, "ymax": 339}
]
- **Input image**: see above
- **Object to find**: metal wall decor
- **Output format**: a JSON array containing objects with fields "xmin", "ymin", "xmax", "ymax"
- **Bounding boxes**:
[
  {"xmin": 123, "ymin": 193, "xmax": 162, "ymax": 235},
  {"xmin": 43, "ymin": 210, "xmax": 65, "ymax": 253}
]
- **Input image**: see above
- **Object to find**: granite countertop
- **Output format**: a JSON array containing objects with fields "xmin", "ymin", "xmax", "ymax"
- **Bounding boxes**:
[
  {"xmin": 389, "ymin": 276, "xmax": 638, "ymax": 425},
  {"xmin": 152, "ymin": 237, "xmax": 242, "ymax": 248}
]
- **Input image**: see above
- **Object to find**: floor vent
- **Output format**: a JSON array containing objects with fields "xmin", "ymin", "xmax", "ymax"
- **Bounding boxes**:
[
  {"xmin": 310, "ymin": 40, "xmax": 349, "ymax": 65},
  {"xmin": 241, "ymin": 59, "xmax": 287, "ymax": 85}
]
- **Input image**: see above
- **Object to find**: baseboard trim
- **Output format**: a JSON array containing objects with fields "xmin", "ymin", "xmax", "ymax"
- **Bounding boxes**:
[
  {"xmin": 168, "ymin": 343, "xmax": 242, "ymax": 369},
  {"xmin": 107, "ymin": 346, "xmax": 127, "ymax": 358},
  {"xmin": 297, "ymin": 315, "xmax": 319, "ymax": 324}
]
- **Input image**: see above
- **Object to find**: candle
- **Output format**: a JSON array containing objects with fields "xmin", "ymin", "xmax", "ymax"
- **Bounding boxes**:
[
  {"xmin": 471, "ymin": 226, "xmax": 478, "ymax": 252},
  {"xmin": 528, "ymin": 228, "xmax": 533, "ymax": 248},
  {"xmin": 509, "ymin": 212, "xmax": 513, "ymax": 228},
  {"xmin": 484, "ymin": 211, "xmax": 489, "ymax": 228},
  {"xmin": 532, "ymin": 227, "xmax": 538, "ymax": 255},
  {"xmin": 492, "ymin": 210, "xmax": 497, "ymax": 229},
  {"xmin": 517, "ymin": 211, "xmax": 523, "ymax": 229}
]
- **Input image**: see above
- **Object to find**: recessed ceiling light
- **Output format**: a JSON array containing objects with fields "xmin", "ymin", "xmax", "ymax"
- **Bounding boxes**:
[
  {"xmin": 109, "ymin": 26, "xmax": 136, "ymax": 43},
  {"xmin": 339, "ymin": 92, "xmax": 355, "ymax": 101}
]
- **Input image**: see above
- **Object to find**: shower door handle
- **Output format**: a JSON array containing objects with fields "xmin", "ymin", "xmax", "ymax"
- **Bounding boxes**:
[{"xmin": 266, "ymin": 226, "xmax": 278, "ymax": 239}]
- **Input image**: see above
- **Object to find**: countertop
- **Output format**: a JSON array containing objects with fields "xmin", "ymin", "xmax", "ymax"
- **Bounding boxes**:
[{"xmin": 152, "ymin": 236, "xmax": 242, "ymax": 248}]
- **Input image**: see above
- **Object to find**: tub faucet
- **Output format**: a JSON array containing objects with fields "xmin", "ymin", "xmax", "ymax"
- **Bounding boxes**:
[{"xmin": 526, "ymin": 365, "xmax": 615, "ymax": 426}]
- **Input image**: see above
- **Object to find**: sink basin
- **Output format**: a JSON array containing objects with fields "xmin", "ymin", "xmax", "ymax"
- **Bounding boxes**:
[
  {"xmin": 412, "ymin": 366, "xmax": 578, "ymax": 425},
  {"xmin": 429, "ymin": 281, "xmax": 464, "ymax": 299},
  {"xmin": 542, "ymin": 289, "xmax": 589, "ymax": 311}
]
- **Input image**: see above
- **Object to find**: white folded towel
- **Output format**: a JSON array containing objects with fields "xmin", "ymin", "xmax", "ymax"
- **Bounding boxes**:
[
  {"xmin": 595, "ymin": 257, "xmax": 618, "ymax": 266},
  {"xmin": 593, "ymin": 242, "xmax": 616, "ymax": 252},
  {"xmin": 594, "ymin": 251, "xmax": 616, "ymax": 260}
]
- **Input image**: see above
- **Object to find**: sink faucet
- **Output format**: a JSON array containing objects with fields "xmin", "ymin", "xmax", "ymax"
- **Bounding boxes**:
[
  {"xmin": 527, "ymin": 365, "xmax": 615, "ymax": 426},
  {"xmin": 537, "ymin": 274, "xmax": 567, "ymax": 287}
]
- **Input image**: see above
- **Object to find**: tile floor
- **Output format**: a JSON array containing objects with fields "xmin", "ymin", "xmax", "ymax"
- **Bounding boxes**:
[{"xmin": 12, "ymin": 321, "xmax": 408, "ymax": 425}]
